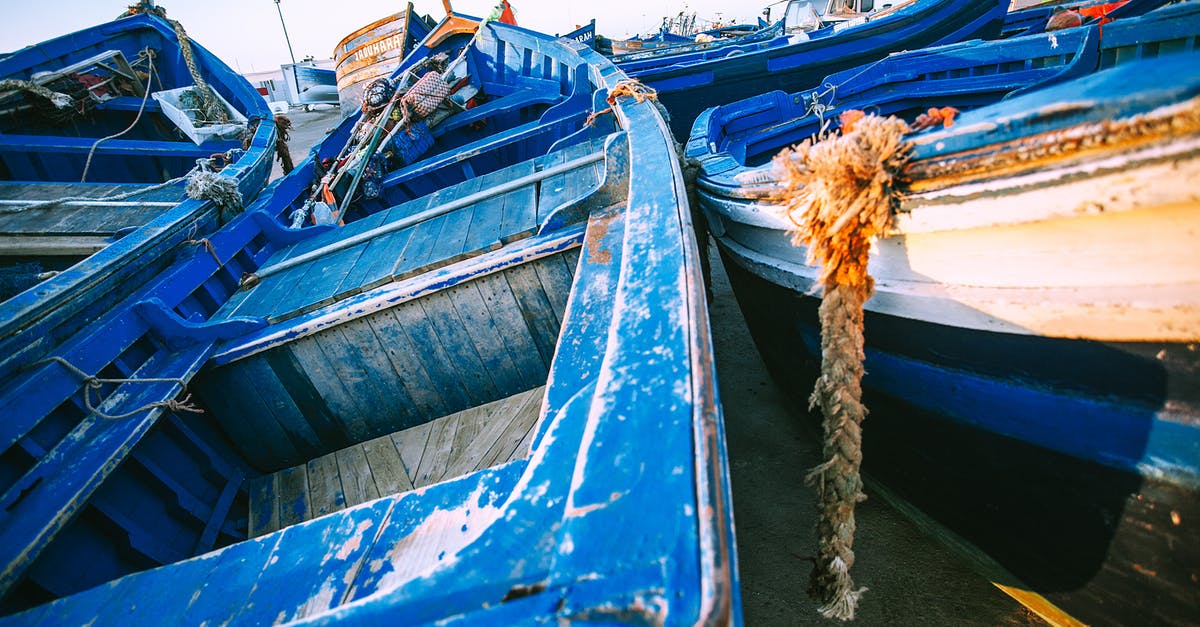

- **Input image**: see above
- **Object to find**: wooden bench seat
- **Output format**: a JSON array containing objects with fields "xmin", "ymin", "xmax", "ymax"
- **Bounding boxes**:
[
  {"xmin": 219, "ymin": 135, "xmax": 607, "ymax": 323},
  {"xmin": 247, "ymin": 386, "xmax": 545, "ymax": 537}
]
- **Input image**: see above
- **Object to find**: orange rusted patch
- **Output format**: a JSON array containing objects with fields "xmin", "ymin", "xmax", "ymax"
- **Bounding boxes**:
[
  {"xmin": 905, "ymin": 96, "xmax": 1200, "ymax": 193},
  {"xmin": 584, "ymin": 210, "xmax": 617, "ymax": 265}
]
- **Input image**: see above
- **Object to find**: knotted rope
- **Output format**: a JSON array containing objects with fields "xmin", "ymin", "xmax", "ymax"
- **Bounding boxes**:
[
  {"xmin": 185, "ymin": 157, "xmax": 243, "ymax": 223},
  {"xmin": 770, "ymin": 112, "xmax": 912, "ymax": 620},
  {"xmin": 3, "ymin": 150, "xmax": 240, "ymax": 216},
  {"xmin": 0, "ymin": 79, "xmax": 73, "ymax": 110},
  {"xmin": 40, "ymin": 356, "xmax": 203, "ymax": 421},
  {"xmin": 585, "ymin": 78, "xmax": 657, "ymax": 126}
]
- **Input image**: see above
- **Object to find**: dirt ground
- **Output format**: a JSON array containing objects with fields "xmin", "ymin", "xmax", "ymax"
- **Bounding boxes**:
[
  {"xmin": 706, "ymin": 246, "xmax": 1046, "ymax": 626},
  {"xmin": 277, "ymin": 105, "xmax": 1046, "ymax": 625}
]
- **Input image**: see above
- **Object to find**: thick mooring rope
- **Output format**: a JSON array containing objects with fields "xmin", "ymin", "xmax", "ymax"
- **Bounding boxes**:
[
  {"xmin": 770, "ymin": 112, "xmax": 912, "ymax": 620},
  {"xmin": 126, "ymin": 2, "xmax": 229, "ymax": 125},
  {"xmin": 41, "ymin": 356, "xmax": 203, "ymax": 421}
]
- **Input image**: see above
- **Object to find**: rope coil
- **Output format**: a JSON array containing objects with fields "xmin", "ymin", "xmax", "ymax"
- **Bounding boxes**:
[
  {"xmin": 769, "ymin": 112, "xmax": 912, "ymax": 620},
  {"xmin": 585, "ymin": 78, "xmax": 657, "ymax": 126},
  {"xmin": 41, "ymin": 356, "xmax": 203, "ymax": 421}
]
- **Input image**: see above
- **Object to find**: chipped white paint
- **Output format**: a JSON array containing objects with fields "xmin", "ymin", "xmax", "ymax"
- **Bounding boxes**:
[{"xmin": 711, "ymin": 135, "xmax": 1200, "ymax": 341}]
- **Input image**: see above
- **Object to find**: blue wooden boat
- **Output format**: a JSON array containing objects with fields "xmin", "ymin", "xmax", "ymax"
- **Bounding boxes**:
[
  {"xmin": 333, "ymin": 2, "xmax": 435, "ymax": 113},
  {"xmin": 0, "ymin": 18, "xmax": 736, "ymax": 624},
  {"xmin": 620, "ymin": 0, "xmax": 1011, "ymax": 139},
  {"xmin": 1000, "ymin": 0, "xmax": 1173, "ymax": 38},
  {"xmin": 0, "ymin": 5, "xmax": 275, "ymax": 399},
  {"xmin": 688, "ymin": 6, "xmax": 1200, "ymax": 624}
]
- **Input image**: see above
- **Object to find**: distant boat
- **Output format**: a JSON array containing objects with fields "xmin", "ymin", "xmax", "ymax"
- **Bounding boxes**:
[
  {"xmin": 0, "ymin": 17, "xmax": 735, "ymax": 624},
  {"xmin": 281, "ymin": 59, "xmax": 338, "ymax": 107},
  {"xmin": 621, "ymin": 0, "xmax": 1011, "ymax": 139},
  {"xmin": 332, "ymin": 2, "xmax": 434, "ymax": 113},
  {"xmin": 689, "ymin": 6, "xmax": 1200, "ymax": 625},
  {"xmin": 0, "ymin": 3, "xmax": 275, "ymax": 404}
]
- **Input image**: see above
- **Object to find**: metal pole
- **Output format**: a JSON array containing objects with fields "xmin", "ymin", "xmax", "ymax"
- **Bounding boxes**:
[{"xmin": 273, "ymin": 0, "xmax": 297, "ymax": 65}]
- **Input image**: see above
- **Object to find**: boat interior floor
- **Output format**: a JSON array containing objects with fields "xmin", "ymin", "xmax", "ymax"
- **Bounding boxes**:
[
  {"xmin": 217, "ymin": 134, "xmax": 609, "ymax": 324},
  {"xmin": 247, "ymin": 385, "xmax": 546, "ymax": 537},
  {"xmin": 0, "ymin": 180, "xmax": 185, "ymax": 256}
]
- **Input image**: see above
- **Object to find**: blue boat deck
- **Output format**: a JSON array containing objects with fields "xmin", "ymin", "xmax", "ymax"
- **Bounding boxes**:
[
  {"xmin": 0, "ymin": 181, "xmax": 185, "ymax": 254},
  {"xmin": 216, "ymin": 135, "xmax": 608, "ymax": 324},
  {"xmin": 247, "ymin": 386, "xmax": 545, "ymax": 537}
]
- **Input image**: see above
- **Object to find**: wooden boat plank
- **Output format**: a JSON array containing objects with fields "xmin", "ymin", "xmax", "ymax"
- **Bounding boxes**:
[
  {"xmin": 236, "ymin": 498, "xmax": 393, "ymax": 623},
  {"xmin": 196, "ymin": 364, "xmax": 304, "ymax": 469},
  {"xmin": 503, "ymin": 262, "xmax": 563, "ymax": 367},
  {"xmin": 275, "ymin": 464, "xmax": 310, "ymax": 529},
  {"xmin": 418, "ymin": 291, "xmax": 499, "ymax": 405},
  {"xmin": 273, "ymin": 230, "xmax": 386, "ymax": 322},
  {"xmin": 309, "ymin": 324, "xmax": 412, "ymax": 441},
  {"xmin": 420, "ymin": 177, "xmax": 485, "ymax": 271},
  {"xmin": 563, "ymin": 246, "xmax": 581, "ymax": 276},
  {"xmin": 361, "ymin": 434, "xmax": 414, "ymax": 495},
  {"xmin": 533, "ymin": 254, "xmax": 575, "ymax": 325},
  {"xmin": 412, "ymin": 413, "xmax": 458, "ymax": 488},
  {"xmin": 335, "ymin": 316, "xmax": 423, "ymax": 429},
  {"xmin": 388, "ymin": 214, "xmax": 447, "ymax": 281},
  {"xmin": 461, "ymin": 388, "xmax": 541, "ymax": 473},
  {"xmin": 282, "ymin": 335, "xmax": 374, "ymax": 443},
  {"xmin": 512, "ymin": 402, "xmax": 540, "ymax": 461},
  {"xmin": 473, "ymin": 272, "xmax": 547, "ymax": 387},
  {"xmin": 332, "ymin": 213, "xmax": 420, "ymax": 299},
  {"xmin": 388, "ymin": 300, "xmax": 473, "ymax": 413},
  {"xmin": 335, "ymin": 445, "xmax": 380, "ymax": 508},
  {"xmin": 440, "ymin": 404, "xmax": 493, "ymax": 480},
  {"xmin": 391, "ymin": 420, "xmax": 433, "ymax": 482},
  {"xmin": 478, "ymin": 387, "xmax": 544, "ymax": 469},
  {"xmin": 498, "ymin": 171, "xmax": 539, "ymax": 245},
  {"xmin": 364, "ymin": 309, "xmax": 450, "ymax": 421},
  {"xmin": 236, "ymin": 355, "xmax": 324, "ymax": 459},
  {"xmin": 0, "ymin": 234, "xmax": 112, "ymax": 256},
  {"xmin": 246, "ymin": 473, "xmax": 280, "ymax": 538},
  {"xmin": 261, "ymin": 346, "xmax": 352, "ymax": 446},
  {"xmin": 304, "ymin": 453, "xmax": 345, "ymax": 520},
  {"xmin": 446, "ymin": 282, "xmax": 524, "ymax": 397}
]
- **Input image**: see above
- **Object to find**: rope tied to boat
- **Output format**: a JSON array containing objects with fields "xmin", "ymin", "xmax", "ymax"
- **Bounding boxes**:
[
  {"xmin": 185, "ymin": 157, "xmax": 243, "ymax": 223},
  {"xmin": 0, "ymin": 79, "xmax": 73, "ymax": 110},
  {"xmin": 585, "ymin": 78, "xmax": 657, "ymax": 126},
  {"xmin": 769, "ymin": 111, "xmax": 912, "ymax": 621},
  {"xmin": 2, "ymin": 149, "xmax": 239, "ymax": 216},
  {"xmin": 80, "ymin": 47, "xmax": 158, "ymax": 183},
  {"xmin": 127, "ymin": 2, "xmax": 230, "ymax": 126},
  {"xmin": 39, "ymin": 356, "xmax": 204, "ymax": 421}
]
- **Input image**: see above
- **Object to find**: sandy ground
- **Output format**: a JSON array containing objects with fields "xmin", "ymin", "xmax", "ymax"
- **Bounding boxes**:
[{"xmin": 276, "ymin": 106, "xmax": 1046, "ymax": 625}]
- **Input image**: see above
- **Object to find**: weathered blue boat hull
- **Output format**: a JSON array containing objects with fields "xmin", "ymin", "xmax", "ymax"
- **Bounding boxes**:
[
  {"xmin": 0, "ymin": 10, "xmax": 275, "ymax": 385},
  {"xmin": 624, "ymin": 0, "xmax": 1010, "ymax": 139},
  {"xmin": 689, "ymin": 7, "xmax": 1200, "ymax": 622},
  {"xmin": 0, "ymin": 19, "xmax": 737, "ymax": 624},
  {"xmin": 720, "ymin": 256, "xmax": 1199, "ymax": 625}
]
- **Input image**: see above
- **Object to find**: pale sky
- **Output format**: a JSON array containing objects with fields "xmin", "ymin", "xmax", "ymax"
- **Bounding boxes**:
[{"xmin": 1, "ymin": 0, "xmax": 766, "ymax": 74}]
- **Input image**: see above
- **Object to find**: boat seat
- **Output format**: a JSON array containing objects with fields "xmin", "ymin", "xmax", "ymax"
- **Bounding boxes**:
[
  {"xmin": 248, "ymin": 386, "xmax": 544, "ymax": 537},
  {"xmin": 0, "ymin": 133, "xmax": 240, "ymax": 158},
  {"xmin": 433, "ymin": 83, "xmax": 562, "ymax": 138},
  {"xmin": 382, "ymin": 108, "xmax": 588, "ymax": 189},
  {"xmin": 219, "ymin": 134, "xmax": 608, "ymax": 323}
]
